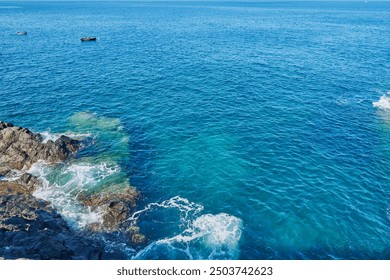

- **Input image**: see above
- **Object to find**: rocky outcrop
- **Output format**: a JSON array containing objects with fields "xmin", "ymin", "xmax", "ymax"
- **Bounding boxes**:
[
  {"xmin": 0, "ymin": 121, "xmax": 144, "ymax": 259},
  {"xmin": 78, "ymin": 189, "xmax": 146, "ymax": 244},
  {"xmin": 0, "ymin": 121, "xmax": 80, "ymax": 176},
  {"xmin": 0, "ymin": 122, "xmax": 100, "ymax": 259},
  {"xmin": 0, "ymin": 181, "xmax": 107, "ymax": 259},
  {"xmin": 13, "ymin": 173, "xmax": 41, "ymax": 193}
]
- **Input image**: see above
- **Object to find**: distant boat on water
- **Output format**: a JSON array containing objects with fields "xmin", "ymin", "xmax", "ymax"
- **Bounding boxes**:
[
  {"xmin": 80, "ymin": 37, "xmax": 96, "ymax": 41},
  {"xmin": 16, "ymin": 31, "xmax": 27, "ymax": 35}
]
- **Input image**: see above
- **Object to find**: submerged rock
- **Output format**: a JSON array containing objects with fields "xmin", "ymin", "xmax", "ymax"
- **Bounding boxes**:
[{"xmin": 0, "ymin": 121, "xmax": 80, "ymax": 176}]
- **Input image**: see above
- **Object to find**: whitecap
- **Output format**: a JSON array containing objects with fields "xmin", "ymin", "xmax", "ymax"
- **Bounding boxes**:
[
  {"xmin": 129, "ymin": 196, "xmax": 204, "ymax": 225},
  {"xmin": 373, "ymin": 94, "xmax": 390, "ymax": 111}
]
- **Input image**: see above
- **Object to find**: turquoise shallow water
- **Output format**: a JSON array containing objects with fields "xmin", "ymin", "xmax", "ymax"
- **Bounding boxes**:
[{"xmin": 1, "ymin": 1, "xmax": 390, "ymax": 259}]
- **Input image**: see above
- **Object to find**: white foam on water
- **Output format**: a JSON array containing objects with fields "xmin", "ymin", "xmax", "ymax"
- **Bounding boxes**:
[
  {"xmin": 29, "ymin": 161, "xmax": 122, "ymax": 229},
  {"xmin": 192, "ymin": 213, "xmax": 243, "ymax": 259},
  {"xmin": 29, "ymin": 112, "xmax": 132, "ymax": 230},
  {"xmin": 4, "ymin": 112, "xmax": 133, "ymax": 235},
  {"xmin": 373, "ymin": 94, "xmax": 390, "ymax": 111},
  {"xmin": 62, "ymin": 162, "xmax": 120, "ymax": 191},
  {"xmin": 129, "ymin": 196, "xmax": 204, "ymax": 225},
  {"xmin": 40, "ymin": 131, "xmax": 91, "ymax": 144},
  {"xmin": 130, "ymin": 197, "xmax": 242, "ymax": 260}
]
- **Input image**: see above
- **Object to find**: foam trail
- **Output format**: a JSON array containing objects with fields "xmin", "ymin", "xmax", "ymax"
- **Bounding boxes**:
[
  {"xmin": 129, "ymin": 197, "xmax": 242, "ymax": 260},
  {"xmin": 129, "ymin": 196, "xmax": 204, "ymax": 225},
  {"xmin": 373, "ymin": 94, "xmax": 390, "ymax": 111}
]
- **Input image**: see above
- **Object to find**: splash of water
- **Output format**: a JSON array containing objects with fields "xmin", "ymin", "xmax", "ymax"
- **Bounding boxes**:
[{"xmin": 129, "ymin": 196, "xmax": 242, "ymax": 260}]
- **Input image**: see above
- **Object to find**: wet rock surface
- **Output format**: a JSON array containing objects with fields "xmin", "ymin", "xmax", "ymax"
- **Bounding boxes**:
[
  {"xmin": 13, "ymin": 173, "xmax": 41, "ymax": 193},
  {"xmin": 0, "ymin": 181, "xmax": 112, "ymax": 259},
  {"xmin": 0, "ymin": 121, "xmax": 142, "ymax": 259},
  {"xmin": 78, "ymin": 189, "xmax": 146, "ymax": 244}
]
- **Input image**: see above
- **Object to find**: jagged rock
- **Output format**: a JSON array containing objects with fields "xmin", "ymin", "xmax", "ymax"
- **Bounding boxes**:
[
  {"xmin": 0, "ymin": 121, "xmax": 80, "ymax": 176},
  {"xmin": 79, "ymin": 188, "xmax": 139, "ymax": 232},
  {"xmin": 55, "ymin": 135, "xmax": 80, "ymax": 154},
  {"xmin": 0, "ymin": 122, "xmax": 110, "ymax": 259},
  {"xmin": 13, "ymin": 173, "xmax": 41, "ymax": 193},
  {"xmin": 78, "ymin": 188, "xmax": 146, "ymax": 244},
  {"xmin": 0, "ymin": 181, "xmax": 30, "ymax": 196},
  {"xmin": 0, "ymin": 122, "xmax": 13, "ymax": 130},
  {"xmin": 0, "ymin": 181, "xmax": 116, "ymax": 260}
]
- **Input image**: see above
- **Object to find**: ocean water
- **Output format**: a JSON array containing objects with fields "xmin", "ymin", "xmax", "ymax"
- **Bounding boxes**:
[{"xmin": 1, "ymin": 1, "xmax": 390, "ymax": 259}]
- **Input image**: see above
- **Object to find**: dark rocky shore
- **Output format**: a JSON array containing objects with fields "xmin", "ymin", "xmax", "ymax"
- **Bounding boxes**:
[{"xmin": 0, "ymin": 121, "xmax": 144, "ymax": 259}]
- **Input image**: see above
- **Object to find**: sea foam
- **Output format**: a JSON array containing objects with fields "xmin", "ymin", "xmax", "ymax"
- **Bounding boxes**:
[
  {"xmin": 30, "ymin": 161, "xmax": 105, "ymax": 229},
  {"xmin": 129, "ymin": 196, "xmax": 242, "ymax": 260},
  {"xmin": 373, "ymin": 94, "xmax": 390, "ymax": 111}
]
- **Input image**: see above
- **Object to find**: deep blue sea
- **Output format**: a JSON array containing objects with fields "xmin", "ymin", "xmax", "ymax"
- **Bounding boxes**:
[{"xmin": 1, "ymin": 1, "xmax": 390, "ymax": 259}]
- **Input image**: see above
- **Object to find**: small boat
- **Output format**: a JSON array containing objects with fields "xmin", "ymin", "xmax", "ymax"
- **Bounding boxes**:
[
  {"xmin": 80, "ymin": 37, "xmax": 97, "ymax": 41},
  {"xmin": 16, "ymin": 31, "xmax": 27, "ymax": 35}
]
